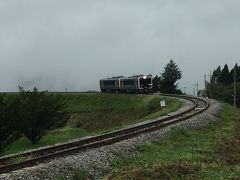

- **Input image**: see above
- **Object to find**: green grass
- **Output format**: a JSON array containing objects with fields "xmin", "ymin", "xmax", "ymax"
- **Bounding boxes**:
[
  {"xmin": 71, "ymin": 170, "xmax": 92, "ymax": 180},
  {"xmin": 2, "ymin": 93, "xmax": 182, "ymax": 156},
  {"xmin": 107, "ymin": 103, "xmax": 240, "ymax": 179},
  {"xmin": 5, "ymin": 155, "xmax": 32, "ymax": 165},
  {"xmin": 141, "ymin": 97, "xmax": 182, "ymax": 120},
  {"xmin": 62, "ymin": 93, "xmax": 182, "ymax": 132},
  {"xmin": 57, "ymin": 169, "xmax": 93, "ymax": 180},
  {"xmin": 3, "ymin": 127, "xmax": 88, "ymax": 155}
]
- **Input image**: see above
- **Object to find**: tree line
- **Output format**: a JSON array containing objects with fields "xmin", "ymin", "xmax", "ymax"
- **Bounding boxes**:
[
  {"xmin": 211, "ymin": 64, "xmax": 240, "ymax": 85},
  {"xmin": 0, "ymin": 87, "xmax": 69, "ymax": 154},
  {"xmin": 208, "ymin": 64, "xmax": 240, "ymax": 106}
]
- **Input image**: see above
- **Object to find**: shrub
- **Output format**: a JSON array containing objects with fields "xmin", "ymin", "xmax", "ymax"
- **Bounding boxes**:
[
  {"xmin": 0, "ymin": 95, "xmax": 21, "ymax": 153},
  {"xmin": 19, "ymin": 87, "xmax": 69, "ymax": 144}
]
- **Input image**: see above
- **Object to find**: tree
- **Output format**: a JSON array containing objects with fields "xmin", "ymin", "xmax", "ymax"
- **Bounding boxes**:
[
  {"xmin": 237, "ymin": 65, "xmax": 240, "ymax": 82},
  {"xmin": 160, "ymin": 60, "xmax": 182, "ymax": 94},
  {"xmin": 19, "ymin": 87, "xmax": 69, "ymax": 144},
  {"xmin": 208, "ymin": 63, "xmax": 240, "ymax": 107},
  {"xmin": 211, "ymin": 66, "xmax": 222, "ymax": 84},
  {"xmin": 0, "ymin": 95, "xmax": 21, "ymax": 153},
  {"xmin": 230, "ymin": 64, "xmax": 240, "ymax": 83},
  {"xmin": 152, "ymin": 75, "xmax": 161, "ymax": 92},
  {"xmin": 218, "ymin": 64, "xmax": 231, "ymax": 85}
]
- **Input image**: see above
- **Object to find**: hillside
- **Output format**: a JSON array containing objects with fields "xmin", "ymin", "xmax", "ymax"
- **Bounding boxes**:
[
  {"xmin": 3, "ymin": 93, "xmax": 182, "ymax": 155},
  {"xmin": 61, "ymin": 93, "xmax": 182, "ymax": 132}
]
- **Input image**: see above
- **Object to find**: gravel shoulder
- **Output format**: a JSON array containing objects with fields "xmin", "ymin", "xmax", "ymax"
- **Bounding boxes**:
[{"xmin": 0, "ymin": 98, "xmax": 221, "ymax": 180}]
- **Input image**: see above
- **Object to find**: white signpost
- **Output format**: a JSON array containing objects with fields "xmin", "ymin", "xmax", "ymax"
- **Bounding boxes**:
[{"xmin": 160, "ymin": 100, "xmax": 166, "ymax": 107}]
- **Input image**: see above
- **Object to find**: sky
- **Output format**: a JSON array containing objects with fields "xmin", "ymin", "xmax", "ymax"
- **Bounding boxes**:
[{"xmin": 0, "ymin": 0, "xmax": 240, "ymax": 94}]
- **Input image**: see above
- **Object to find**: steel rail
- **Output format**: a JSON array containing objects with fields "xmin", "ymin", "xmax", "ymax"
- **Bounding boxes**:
[{"xmin": 0, "ymin": 94, "xmax": 209, "ymax": 174}]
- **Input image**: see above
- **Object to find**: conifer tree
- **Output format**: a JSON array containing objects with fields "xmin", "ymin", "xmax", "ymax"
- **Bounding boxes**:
[
  {"xmin": 160, "ymin": 60, "xmax": 182, "ymax": 93},
  {"xmin": 218, "ymin": 64, "xmax": 231, "ymax": 85},
  {"xmin": 211, "ymin": 66, "xmax": 221, "ymax": 84}
]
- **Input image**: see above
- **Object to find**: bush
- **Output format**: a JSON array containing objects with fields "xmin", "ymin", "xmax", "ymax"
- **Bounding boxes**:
[
  {"xmin": 147, "ymin": 98, "xmax": 162, "ymax": 114},
  {"xmin": 0, "ymin": 94, "xmax": 21, "ymax": 153},
  {"xmin": 208, "ymin": 82, "xmax": 240, "ymax": 107},
  {"xmin": 19, "ymin": 87, "xmax": 69, "ymax": 144}
]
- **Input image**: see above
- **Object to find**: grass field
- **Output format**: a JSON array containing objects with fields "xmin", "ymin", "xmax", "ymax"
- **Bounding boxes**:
[
  {"xmin": 62, "ymin": 93, "xmax": 182, "ymax": 132},
  {"xmin": 105, "ymin": 103, "xmax": 240, "ymax": 179},
  {"xmin": 3, "ymin": 93, "xmax": 182, "ymax": 155}
]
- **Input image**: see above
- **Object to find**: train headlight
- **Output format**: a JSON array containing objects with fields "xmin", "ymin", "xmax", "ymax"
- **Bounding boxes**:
[{"xmin": 143, "ymin": 76, "xmax": 147, "ymax": 79}]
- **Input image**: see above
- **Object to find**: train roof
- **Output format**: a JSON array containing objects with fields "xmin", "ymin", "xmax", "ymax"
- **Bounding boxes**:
[
  {"xmin": 100, "ymin": 78, "xmax": 120, "ymax": 81},
  {"xmin": 100, "ymin": 74, "xmax": 152, "ymax": 81}
]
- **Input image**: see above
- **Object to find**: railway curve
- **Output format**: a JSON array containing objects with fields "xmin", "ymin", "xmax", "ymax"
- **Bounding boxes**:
[{"xmin": 0, "ymin": 94, "xmax": 209, "ymax": 174}]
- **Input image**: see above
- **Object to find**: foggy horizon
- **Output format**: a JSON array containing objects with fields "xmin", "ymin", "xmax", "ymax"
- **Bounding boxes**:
[{"xmin": 1, "ymin": 1, "xmax": 240, "ymax": 94}]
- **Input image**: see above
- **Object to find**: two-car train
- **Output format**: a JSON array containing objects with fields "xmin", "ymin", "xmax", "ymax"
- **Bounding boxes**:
[{"xmin": 100, "ymin": 75, "xmax": 153, "ymax": 93}]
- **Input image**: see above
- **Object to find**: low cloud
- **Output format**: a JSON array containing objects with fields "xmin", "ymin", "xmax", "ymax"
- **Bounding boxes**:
[{"xmin": 0, "ymin": 1, "xmax": 239, "ymax": 93}]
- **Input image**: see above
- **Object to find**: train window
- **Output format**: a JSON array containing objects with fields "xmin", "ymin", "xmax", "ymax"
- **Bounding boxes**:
[
  {"xmin": 123, "ymin": 79, "xmax": 135, "ymax": 86},
  {"xmin": 103, "ymin": 80, "xmax": 116, "ymax": 86}
]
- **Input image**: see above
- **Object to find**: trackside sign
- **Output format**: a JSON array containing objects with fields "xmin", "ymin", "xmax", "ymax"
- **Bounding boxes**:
[{"xmin": 160, "ymin": 100, "xmax": 166, "ymax": 107}]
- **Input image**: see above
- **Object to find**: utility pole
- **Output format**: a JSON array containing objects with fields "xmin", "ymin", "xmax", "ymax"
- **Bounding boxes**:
[
  {"xmin": 184, "ymin": 85, "xmax": 186, "ymax": 95},
  {"xmin": 204, "ymin": 74, "xmax": 207, "ymax": 97},
  {"xmin": 196, "ymin": 82, "xmax": 199, "ymax": 96},
  {"xmin": 234, "ymin": 66, "xmax": 237, "ymax": 108},
  {"xmin": 210, "ymin": 70, "xmax": 212, "ymax": 83}
]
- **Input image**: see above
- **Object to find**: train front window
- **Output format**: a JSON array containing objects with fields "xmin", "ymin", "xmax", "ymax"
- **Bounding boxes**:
[{"xmin": 140, "ymin": 78, "xmax": 151, "ymax": 87}]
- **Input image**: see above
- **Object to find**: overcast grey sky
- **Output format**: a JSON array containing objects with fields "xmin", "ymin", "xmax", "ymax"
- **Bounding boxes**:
[{"xmin": 0, "ymin": 1, "xmax": 239, "ymax": 93}]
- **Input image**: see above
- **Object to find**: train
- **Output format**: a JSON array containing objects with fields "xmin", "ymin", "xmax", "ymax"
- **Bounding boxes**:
[{"xmin": 100, "ymin": 74, "xmax": 153, "ymax": 93}]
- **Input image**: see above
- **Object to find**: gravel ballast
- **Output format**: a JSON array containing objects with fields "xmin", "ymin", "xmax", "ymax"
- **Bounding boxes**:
[{"xmin": 0, "ymin": 98, "xmax": 222, "ymax": 180}]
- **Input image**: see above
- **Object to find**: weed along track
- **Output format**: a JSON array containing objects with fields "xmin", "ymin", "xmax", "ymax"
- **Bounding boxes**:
[{"xmin": 0, "ymin": 94, "xmax": 209, "ymax": 174}]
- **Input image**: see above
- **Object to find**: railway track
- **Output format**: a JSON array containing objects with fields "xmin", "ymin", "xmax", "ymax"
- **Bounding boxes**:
[{"xmin": 0, "ymin": 94, "xmax": 209, "ymax": 174}]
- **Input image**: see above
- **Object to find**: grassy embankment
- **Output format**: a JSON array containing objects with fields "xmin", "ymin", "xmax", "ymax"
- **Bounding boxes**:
[
  {"xmin": 3, "ymin": 93, "xmax": 182, "ymax": 155},
  {"xmin": 104, "ymin": 103, "xmax": 240, "ymax": 180}
]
